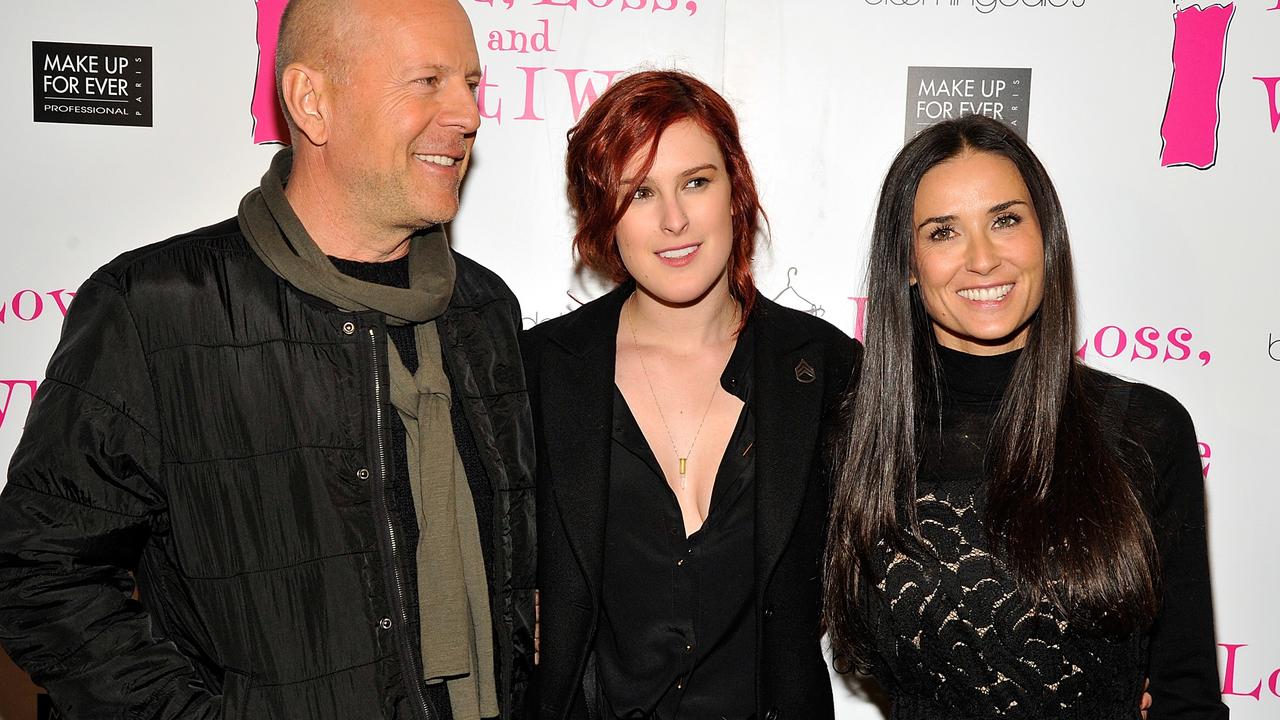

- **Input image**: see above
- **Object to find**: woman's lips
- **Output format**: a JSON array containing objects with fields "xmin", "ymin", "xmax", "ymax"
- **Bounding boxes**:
[
  {"xmin": 957, "ymin": 282, "xmax": 1014, "ymax": 303},
  {"xmin": 656, "ymin": 243, "xmax": 700, "ymax": 267}
]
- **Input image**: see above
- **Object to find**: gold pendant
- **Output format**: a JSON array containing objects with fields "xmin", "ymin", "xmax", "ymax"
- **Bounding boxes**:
[{"xmin": 679, "ymin": 457, "xmax": 687, "ymax": 476}]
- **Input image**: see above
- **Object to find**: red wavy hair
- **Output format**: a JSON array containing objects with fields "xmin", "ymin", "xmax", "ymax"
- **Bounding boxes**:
[{"xmin": 565, "ymin": 70, "xmax": 764, "ymax": 323}]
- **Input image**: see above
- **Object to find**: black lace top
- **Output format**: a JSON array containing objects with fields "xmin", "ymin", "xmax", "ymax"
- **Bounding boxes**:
[{"xmin": 861, "ymin": 346, "xmax": 1228, "ymax": 720}]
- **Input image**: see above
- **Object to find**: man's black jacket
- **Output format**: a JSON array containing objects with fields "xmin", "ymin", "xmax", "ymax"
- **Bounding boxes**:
[{"xmin": 0, "ymin": 217, "xmax": 536, "ymax": 719}]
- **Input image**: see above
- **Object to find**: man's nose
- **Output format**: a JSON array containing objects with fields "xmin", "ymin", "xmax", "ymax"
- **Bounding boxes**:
[{"xmin": 440, "ymin": 80, "xmax": 481, "ymax": 135}]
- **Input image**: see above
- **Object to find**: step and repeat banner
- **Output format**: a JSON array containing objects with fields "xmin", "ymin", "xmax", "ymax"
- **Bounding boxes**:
[{"xmin": 1, "ymin": 1, "xmax": 1276, "ymax": 718}]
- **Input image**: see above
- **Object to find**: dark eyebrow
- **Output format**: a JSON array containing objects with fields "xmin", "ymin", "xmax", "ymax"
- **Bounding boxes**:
[
  {"xmin": 916, "ymin": 214, "xmax": 955, "ymax": 231},
  {"xmin": 989, "ymin": 199, "xmax": 1029, "ymax": 214},
  {"xmin": 620, "ymin": 163, "xmax": 718, "ymax": 188}
]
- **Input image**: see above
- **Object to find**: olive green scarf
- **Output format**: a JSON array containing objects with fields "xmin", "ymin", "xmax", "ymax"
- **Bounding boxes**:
[{"xmin": 238, "ymin": 149, "xmax": 497, "ymax": 720}]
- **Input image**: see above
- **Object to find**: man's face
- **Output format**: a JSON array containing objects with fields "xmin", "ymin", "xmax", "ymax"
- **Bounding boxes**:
[{"xmin": 326, "ymin": 0, "xmax": 481, "ymax": 233}]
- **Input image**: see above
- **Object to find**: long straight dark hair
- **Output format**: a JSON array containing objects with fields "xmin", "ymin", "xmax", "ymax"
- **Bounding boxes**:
[{"xmin": 823, "ymin": 114, "xmax": 1159, "ymax": 669}]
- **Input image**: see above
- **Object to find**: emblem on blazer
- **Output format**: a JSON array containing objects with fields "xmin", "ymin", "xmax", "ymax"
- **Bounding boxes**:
[{"xmin": 794, "ymin": 359, "xmax": 816, "ymax": 384}]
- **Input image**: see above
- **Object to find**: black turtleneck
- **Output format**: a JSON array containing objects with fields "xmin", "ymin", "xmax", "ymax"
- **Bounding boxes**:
[{"xmin": 861, "ymin": 344, "xmax": 1227, "ymax": 720}]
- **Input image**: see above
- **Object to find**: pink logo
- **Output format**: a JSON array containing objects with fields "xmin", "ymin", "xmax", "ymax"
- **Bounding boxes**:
[
  {"xmin": 0, "ymin": 380, "xmax": 38, "ymax": 432},
  {"xmin": 1075, "ymin": 325, "xmax": 1211, "ymax": 366},
  {"xmin": 1198, "ymin": 441, "xmax": 1211, "ymax": 479},
  {"xmin": 0, "ymin": 289, "xmax": 76, "ymax": 326},
  {"xmin": 1254, "ymin": 76, "xmax": 1280, "ymax": 132},
  {"xmin": 251, "ymin": 0, "xmax": 289, "ymax": 145},
  {"xmin": 1160, "ymin": 4, "xmax": 1235, "ymax": 169},
  {"xmin": 1220, "ymin": 644, "xmax": 1280, "ymax": 700},
  {"xmin": 846, "ymin": 297, "xmax": 868, "ymax": 343}
]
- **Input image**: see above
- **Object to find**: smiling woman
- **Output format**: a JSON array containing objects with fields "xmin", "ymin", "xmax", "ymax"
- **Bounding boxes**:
[
  {"xmin": 824, "ymin": 114, "xmax": 1228, "ymax": 719},
  {"xmin": 524, "ymin": 70, "xmax": 859, "ymax": 720}
]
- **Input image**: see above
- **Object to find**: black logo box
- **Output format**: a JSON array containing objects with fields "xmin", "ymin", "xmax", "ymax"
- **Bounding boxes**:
[{"xmin": 32, "ymin": 41, "xmax": 152, "ymax": 127}]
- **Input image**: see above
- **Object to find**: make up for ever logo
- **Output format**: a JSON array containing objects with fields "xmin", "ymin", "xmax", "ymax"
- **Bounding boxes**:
[{"xmin": 32, "ymin": 41, "xmax": 152, "ymax": 127}]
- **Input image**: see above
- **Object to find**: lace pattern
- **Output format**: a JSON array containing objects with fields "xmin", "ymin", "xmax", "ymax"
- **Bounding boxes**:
[{"xmin": 865, "ymin": 486, "xmax": 1143, "ymax": 718}]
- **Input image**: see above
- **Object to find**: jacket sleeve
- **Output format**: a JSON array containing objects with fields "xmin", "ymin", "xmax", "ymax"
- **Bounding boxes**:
[
  {"xmin": 1140, "ymin": 388, "xmax": 1229, "ymax": 720},
  {"xmin": 0, "ymin": 272, "xmax": 219, "ymax": 719}
]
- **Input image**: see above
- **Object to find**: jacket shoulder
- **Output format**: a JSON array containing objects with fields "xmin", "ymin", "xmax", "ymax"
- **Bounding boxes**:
[
  {"xmin": 94, "ymin": 217, "xmax": 251, "ymax": 290},
  {"xmin": 754, "ymin": 297, "xmax": 862, "ymax": 368},
  {"xmin": 521, "ymin": 284, "xmax": 627, "ymax": 356},
  {"xmin": 450, "ymin": 250, "xmax": 519, "ymax": 308}
]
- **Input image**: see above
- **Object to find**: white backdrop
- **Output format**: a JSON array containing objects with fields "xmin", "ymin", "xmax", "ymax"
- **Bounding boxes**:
[{"xmin": 1, "ymin": 1, "xmax": 1277, "ymax": 718}]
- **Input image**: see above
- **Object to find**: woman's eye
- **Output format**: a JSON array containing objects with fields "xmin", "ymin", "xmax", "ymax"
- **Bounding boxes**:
[
  {"xmin": 993, "ymin": 213, "xmax": 1021, "ymax": 229},
  {"xmin": 928, "ymin": 225, "xmax": 955, "ymax": 241},
  {"xmin": 685, "ymin": 177, "xmax": 709, "ymax": 190},
  {"xmin": 632, "ymin": 186, "xmax": 653, "ymax": 201}
]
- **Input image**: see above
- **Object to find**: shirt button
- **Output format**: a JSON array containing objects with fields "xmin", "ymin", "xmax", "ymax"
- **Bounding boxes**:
[
  {"xmin": 684, "ymin": 644, "xmax": 693, "ymax": 653},
  {"xmin": 379, "ymin": 617, "xmax": 393, "ymax": 630},
  {"xmin": 676, "ymin": 676, "xmax": 685, "ymax": 689},
  {"xmin": 356, "ymin": 468, "xmax": 370, "ymax": 480},
  {"xmin": 764, "ymin": 607, "xmax": 775, "ymax": 620},
  {"xmin": 342, "ymin": 321, "xmax": 357, "ymax": 335},
  {"xmin": 676, "ymin": 558, "xmax": 685, "ymax": 567}
]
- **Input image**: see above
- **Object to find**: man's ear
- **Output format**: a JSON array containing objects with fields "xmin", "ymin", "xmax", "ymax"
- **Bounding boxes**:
[{"xmin": 280, "ymin": 63, "xmax": 331, "ymax": 147}]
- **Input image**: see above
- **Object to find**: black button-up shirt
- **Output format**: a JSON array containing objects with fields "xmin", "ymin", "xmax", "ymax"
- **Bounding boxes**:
[{"xmin": 594, "ymin": 324, "xmax": 757, "ymax": 720}]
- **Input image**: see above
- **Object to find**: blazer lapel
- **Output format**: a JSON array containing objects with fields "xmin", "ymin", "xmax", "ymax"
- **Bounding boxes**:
[
  {"xmin": 539, "ymin": 286, "xmax": 630, "ymax": 598},
  {"xmin": 752, "ymin": 300, "xmax": 825, "ymax": 594}
]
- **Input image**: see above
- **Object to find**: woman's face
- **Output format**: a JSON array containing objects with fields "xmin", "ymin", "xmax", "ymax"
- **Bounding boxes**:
[
  {"xmin": 614, "ymin": 119, "xmax": 735, "ymax": 306},
  {"xmin": 911, "ymin": 150, "xmax": 1045, "ymax": 355}
]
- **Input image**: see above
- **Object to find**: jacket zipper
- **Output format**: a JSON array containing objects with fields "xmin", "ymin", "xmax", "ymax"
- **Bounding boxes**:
[{"xmin": 369, "ymin": 326, "xmax": 436, "ymax": 720}]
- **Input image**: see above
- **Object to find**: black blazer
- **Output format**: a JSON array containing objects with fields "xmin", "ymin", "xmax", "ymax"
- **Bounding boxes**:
[{"xmin": 523, "ymin": 285, "xmax": 860, "ymax": 720}]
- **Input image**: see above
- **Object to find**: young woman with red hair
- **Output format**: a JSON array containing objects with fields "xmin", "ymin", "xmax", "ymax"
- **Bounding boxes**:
[{"xmin": 523, "ymin": 70, "xmax": 859, "ymax": 720}]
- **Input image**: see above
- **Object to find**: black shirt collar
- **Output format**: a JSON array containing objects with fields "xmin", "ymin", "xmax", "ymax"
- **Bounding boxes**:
[{"xmin": 935, "ymin": 343, "xmax": 1020, "ymax": 405}]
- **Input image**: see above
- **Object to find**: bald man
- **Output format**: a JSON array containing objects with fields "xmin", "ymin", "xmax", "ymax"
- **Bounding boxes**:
[{"xmin": 0, "ymin": 1, "xmax": 535, "ymax": 718}]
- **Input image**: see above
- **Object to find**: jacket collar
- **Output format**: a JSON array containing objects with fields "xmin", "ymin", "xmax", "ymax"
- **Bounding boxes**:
[
  {"xmin": 539, "ymin": 288, "xmax": 830, "ymax": 599},
  {"xmin": 544, "ymin": 282, "xmax": 631, "ymax": 357}
]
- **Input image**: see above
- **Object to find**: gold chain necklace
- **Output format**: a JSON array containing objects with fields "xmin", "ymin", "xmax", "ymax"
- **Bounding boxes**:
[{"xmin": 626, "ymin": 297, "xmax": 720, "ymax": 491}]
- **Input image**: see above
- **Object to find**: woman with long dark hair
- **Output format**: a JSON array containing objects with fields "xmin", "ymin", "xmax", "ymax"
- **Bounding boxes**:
[
  {"xmin": 823, "ymin": 114, "xmax": 1227, "ymax": 718},
  {"xmin": 526, "ymin": 70, "xmax": 858, "ymax": 720}
]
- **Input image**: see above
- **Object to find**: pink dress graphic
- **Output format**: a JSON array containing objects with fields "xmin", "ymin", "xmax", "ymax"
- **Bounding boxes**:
[
  {"xmin": 252, "ymin": 0, "xmax": 290, "ymax": 145},
  {"xmin": 1160, "ymin": 4, "xmax": 1234, "ymax": 169}
]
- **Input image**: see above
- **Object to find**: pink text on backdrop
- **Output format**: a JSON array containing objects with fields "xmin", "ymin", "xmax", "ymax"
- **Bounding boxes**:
[
  {"xmin": 1219, "ymin": 644, "xmax": 1280, "ymax": 700},
  {"xmin": 1160, "ymin": 3, "xmax": 1235, "ymax": 169},
  {"xmin": 252, "ymin": 0, "xmax": 290, "ymax": 145},
  {"xmin": 1255, "ymin": 77, "xmax": 1280, "ymax": 132},
  {"xmin": 478, "ymin": 66, "xmax": 621, "ymax": 123},
  {"xmin": 0, "ymin": 380, "xmax": 38, "ymax": 432},
  {"xmin": 1075, "ymin": 325, "xmax": 1211, "ymax": 366},
  {"xmin": 846, "ymin": 297, "xmax": 868, "ymax": 343},
  {"xmin": 1198, "ymin": 441, "xmax": 1211, "ymax": 479},
  {"xmin": 488, "ymin": 18, "xmax": 556, "ymax": 53},
  {"xmin": 475, "ymin": 0, "xmax": 699, "ymax": 15},
  {"xmin": 0, "ymin": 289, "xmax": 76, "ymax": 325}
]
